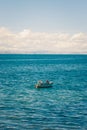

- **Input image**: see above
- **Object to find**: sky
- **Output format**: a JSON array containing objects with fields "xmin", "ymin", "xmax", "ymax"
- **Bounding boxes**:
[{"xmin": 0, "ymin": 0, "xmax": 87, "ymax": 54}]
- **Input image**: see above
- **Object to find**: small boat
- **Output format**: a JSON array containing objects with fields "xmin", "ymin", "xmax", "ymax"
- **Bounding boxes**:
[{"xmin": 35, "ymin": 80, "xmax": 53, "ymax": 88}]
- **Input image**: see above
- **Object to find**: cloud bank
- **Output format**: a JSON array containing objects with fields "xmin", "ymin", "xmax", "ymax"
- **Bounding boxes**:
[{"xmin": 0, "ymin": 27, "xmax": 87, "ymax": 54}]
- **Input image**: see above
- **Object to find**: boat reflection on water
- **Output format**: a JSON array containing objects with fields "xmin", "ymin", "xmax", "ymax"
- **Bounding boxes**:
[{"xmin": 35, "ymin": 80, "xmax": 53, "ymax": 88}]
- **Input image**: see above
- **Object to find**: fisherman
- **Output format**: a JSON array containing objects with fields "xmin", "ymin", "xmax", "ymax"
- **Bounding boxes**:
[
  {"xmin": 38, "ymin": 80, "xmax": 43, "ymax": 84},
  {"xmin": 46, "ymin": 80, "xmax": 49, "ymax": 84}
]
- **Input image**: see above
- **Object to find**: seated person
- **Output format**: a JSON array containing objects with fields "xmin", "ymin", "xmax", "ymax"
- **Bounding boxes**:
[
  {"xmin": 38, "ymin": 80, "xmax": 43, "ymax": 84},
  {"xmin": 46, "ymin": 80, "xmax": 49, "ymax": 84}
]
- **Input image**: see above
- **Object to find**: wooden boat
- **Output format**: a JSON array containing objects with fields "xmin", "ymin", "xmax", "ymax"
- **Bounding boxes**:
[{"xmin": 35, "ymin": 80, "xmax": 53, "ymax": 88}]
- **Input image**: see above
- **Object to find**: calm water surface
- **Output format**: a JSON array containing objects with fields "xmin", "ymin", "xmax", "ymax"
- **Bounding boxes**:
[{"xmin": 0, "ymin": 54, "xmax": 87, "ymax": 130}]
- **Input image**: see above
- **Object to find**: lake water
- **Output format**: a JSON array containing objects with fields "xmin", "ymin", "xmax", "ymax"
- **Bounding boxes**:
[{"xmin": 0, "ymin": 54, "xmax": 87, "ymax": 130}]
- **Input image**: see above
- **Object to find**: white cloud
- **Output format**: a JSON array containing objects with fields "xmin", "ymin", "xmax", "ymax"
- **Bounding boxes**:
[{"xmin": 0, "ymin": 27, "xmax": 87, "ymax": 54}]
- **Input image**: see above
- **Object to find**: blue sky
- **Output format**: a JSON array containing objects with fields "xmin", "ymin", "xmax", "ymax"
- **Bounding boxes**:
[
  {"xmin": 0, "ymin": 0, "xmax": 87, "ymax": 33},
  {"xmin": 0, "ymin": 0, "xmax": 87, "ymax": 53}
]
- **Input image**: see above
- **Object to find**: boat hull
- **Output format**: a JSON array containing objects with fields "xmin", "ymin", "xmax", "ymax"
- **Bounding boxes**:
[{"xmin": 35, "ymin": 82, "xmax": 53, "ymax": 88}]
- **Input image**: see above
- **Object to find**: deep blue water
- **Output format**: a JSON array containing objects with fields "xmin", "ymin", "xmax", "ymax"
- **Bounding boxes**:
[{"xmin": 0, "ymin": 54, "xmax": 87, "ymax": 130}]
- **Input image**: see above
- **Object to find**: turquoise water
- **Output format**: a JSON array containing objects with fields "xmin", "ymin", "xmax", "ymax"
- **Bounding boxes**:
[{"xmin": 0, "ymin": 54, "xmax": 87, "ymax": 130}]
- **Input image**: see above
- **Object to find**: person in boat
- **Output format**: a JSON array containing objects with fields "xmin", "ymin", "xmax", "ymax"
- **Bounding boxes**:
[
  {"xmin": 46, "ymin": 80, "xmax": 49, "ymax": 84},
  {"xmin": 38, "ymin": 80, "xmax": 43, "ymax": 85}
]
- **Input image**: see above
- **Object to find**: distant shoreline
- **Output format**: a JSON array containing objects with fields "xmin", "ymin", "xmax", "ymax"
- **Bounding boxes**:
[{"xmin": 0, "ymin": 53, "xmax": 87, "ymax": 55}]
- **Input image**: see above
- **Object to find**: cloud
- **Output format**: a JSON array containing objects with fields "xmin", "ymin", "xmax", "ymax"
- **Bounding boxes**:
[{"xmin": 0, "ymin": 27, "xmax": 87, "ymax": 54}]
